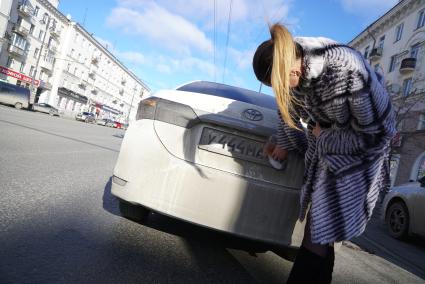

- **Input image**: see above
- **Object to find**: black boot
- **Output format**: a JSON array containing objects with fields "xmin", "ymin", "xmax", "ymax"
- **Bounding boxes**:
[{"xmin": 286, "ymin": 246, "xmax": 334, "ymax": 284}]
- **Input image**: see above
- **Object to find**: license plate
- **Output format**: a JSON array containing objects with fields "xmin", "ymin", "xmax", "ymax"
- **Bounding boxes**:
[{"xmin": 198, "ymin": 127, "xmax": 268, "ymax": 165}]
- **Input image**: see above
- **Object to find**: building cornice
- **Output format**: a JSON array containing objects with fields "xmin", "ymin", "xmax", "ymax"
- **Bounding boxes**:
[
  {"xmin": 349, "ymin": 0, "xmax": 423, "ymax": 48},
  {"xmin": 74, "ymin": 24, "xmax": 150, "ymax": 92},
  {"xmin": 36, "ymin": 0, "xmax": 69, "ymax": 24}
]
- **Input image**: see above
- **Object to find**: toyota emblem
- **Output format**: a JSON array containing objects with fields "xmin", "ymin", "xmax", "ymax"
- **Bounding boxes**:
[{"xmin": 243, "ymin": 109, "xmax": 263, "ymax": 121}]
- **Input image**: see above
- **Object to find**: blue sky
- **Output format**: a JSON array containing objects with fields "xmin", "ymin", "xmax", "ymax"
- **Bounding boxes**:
[{"xmin": 58, "ymin": 0, "xmax": 398, "ymax": 94}]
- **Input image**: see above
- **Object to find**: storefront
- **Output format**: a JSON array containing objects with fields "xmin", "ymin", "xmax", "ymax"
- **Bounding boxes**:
[{"xmin": 57, "ymin": 87, "xmax": 88, "ymax": 113}]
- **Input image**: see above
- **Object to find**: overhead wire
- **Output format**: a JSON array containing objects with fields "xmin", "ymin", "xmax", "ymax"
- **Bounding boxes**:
[
  {"xmin": 222, "ymin": 0, "xmax": 233, "ymax": 84},
  {"xmin": 213, "ymin": 0, "xmax": 217, "ymax": 83}
]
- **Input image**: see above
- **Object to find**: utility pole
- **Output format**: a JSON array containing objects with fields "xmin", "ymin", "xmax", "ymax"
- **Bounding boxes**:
[
  {"xmin": 30, "ymin": 15, "xmax": 51, "ymax": 108},
  {"xmin": 126, "ymin": 85, "xmax": 137, "ymax": 125}
]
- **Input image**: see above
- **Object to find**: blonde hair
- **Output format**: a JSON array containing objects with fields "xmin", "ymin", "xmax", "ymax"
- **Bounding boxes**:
[{"xmin": 269, "ymin": 24, "xmax": 299, "ymax": 129}]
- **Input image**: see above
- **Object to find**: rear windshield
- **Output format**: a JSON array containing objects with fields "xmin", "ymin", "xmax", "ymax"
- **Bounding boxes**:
[
  {"xmin": 177, "ymin": 81, "xmax": 277, "ymax": 110},
  {"xmin": 82, "ymin": 112, "xmax": 91, "ymax": 115}
]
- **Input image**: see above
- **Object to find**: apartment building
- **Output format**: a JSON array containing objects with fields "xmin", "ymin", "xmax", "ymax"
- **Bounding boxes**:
[
  {"xmin": 349, "ymin": 0, "xmax": 425, "ymax": 186},
  {"xmin": 0, "ymin": 0, "xmax": 149, "ymax": 123}
]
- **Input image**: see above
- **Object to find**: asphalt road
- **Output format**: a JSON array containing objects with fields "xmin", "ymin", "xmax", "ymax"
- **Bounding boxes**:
[{"xmin": 0, "ymin": 105, "xmax": 424, "ymax": 284}]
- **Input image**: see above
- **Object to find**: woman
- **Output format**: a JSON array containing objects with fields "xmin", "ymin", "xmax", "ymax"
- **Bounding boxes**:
[{"xmin": 253, "ymin": 24, "xmax": 396, "ymax": 283}]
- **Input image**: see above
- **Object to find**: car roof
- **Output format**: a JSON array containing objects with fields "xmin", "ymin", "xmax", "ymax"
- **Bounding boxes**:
[{"xmin": 176, "ymin": 81, "xmax": 277, "ymax": 110}]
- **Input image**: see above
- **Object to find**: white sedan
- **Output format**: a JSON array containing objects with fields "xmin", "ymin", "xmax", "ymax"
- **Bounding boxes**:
[
  {"xmin": 382, "ymin": 177, "xmax": 425, "ymax": 239},
  {"xmin": 111, "ymin": 81, "xmax": 306, "ymax": 248}
]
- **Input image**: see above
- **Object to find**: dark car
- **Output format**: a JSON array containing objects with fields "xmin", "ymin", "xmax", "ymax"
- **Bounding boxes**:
[
  {"xmin": 0, "ymin": 81, "xmax": 30, "ymax": 109},
  {"xmin": 75, "ymin": 112, "xmax": 96, "ymax": 123},
  {"xmin": 33, "ymin": 103, "xmax": 60, "ymax": 116}
]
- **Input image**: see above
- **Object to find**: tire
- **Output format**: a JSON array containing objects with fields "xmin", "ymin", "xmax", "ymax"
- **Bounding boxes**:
[
  {"xmin": 386, "ymin": 201, "xmax": 409, "ymax": 239},
  {"xmin": 119, "ymin": 200, "xmax": 150, "ymax": 222},
  {"xmin": 14, "ymin": 102, "xmax": 23, "ymax": 109}
]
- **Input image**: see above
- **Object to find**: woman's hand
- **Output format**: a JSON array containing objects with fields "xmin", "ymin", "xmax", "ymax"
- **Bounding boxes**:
[
  {"xmin": 312, "ymin": 123, "xmax": 322, "ymax": 138},
  {"xmin": 271, "ymin": 147, "xmax": 288, "ymax": 161}
]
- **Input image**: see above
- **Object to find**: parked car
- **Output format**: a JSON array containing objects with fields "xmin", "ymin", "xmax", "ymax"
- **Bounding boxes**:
[
  {"xmin": 96, "ymin": 118, "xmax": 113, "ymax": 126},
  {"xmin": 0, "ymin": 81, "xmax": 30, "ymax": 110},
  {"xmin": 111, "ymin": 81, "xmax": 306, "ymax": 248},
  {"xmin": 114, "ymin": 121, "xmax": 123, "ymax": 129},
  {"xmin": 106, "ymin": 120, "xmax": 116, "ymax": 127},
  {"xmin": 33, "ymin": 103, "xmax": 59, "ymax": 116},
  {"xmin": 382, "ymin": 176, "xmax": 425, "ymax": 239},
  {"xmin": 75, "ymin": 112, "xmax": 95, "ymax": 123}
]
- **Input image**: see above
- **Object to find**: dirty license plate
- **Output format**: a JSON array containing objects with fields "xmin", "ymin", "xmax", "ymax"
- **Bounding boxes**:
[{"xmin": 198, "ymin": 127, "xmax": 267, "ymax": 165}]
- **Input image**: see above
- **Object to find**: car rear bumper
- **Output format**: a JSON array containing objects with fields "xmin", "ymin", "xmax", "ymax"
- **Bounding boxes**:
[{"xmin": 112, "ymin": 120, "xmax": 305, "ymax": 247}]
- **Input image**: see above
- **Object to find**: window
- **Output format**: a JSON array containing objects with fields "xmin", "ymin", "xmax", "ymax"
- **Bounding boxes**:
[
  {"xmin": 29, "ymin": 66, "xmax": 35, "ymax": 76},
  {"xmin": 417, "ymin": 9, "xmax": 425, "ymax": 29},
  {"xmin": 6, "ymin": 57, "xmax": 14, "ymax": 68},
  {"xmin": 11, "ymin": 33, "xmax": 26, "ymax": 50},
  {"xmin": 418, "ymin": 114, "xmax": 425, "ymax": 130},
  {"xmin": 19, "ymin": 62, "xmax": 24, "ymax": 72},
  {"xmin": 378, "ymin": 35, "xmax": 385, "ymax": 49},
  {"xmin": 389, "ymin": 55, "xmax": 397, "ymax": 72},
  {"xmin": 364, "ymin": 46, "xmax": 370, "ymax": 59},
  {"xmin": 38, "ymin": 30, "xmax": 44, "ymax": 40},
  {"xmin": 34, "ymin": 6, "xmax": 39, "ymax": 16},
  {"xmin": 29, "ymin": 24, "xmax": 35, "ymax": 35},
  {"xmin": 411, "ymin": 43, "xmax": 420, "ymax": 58},
  {"xmin": 34, "ymin": 48, "xmax": 39, "ymax": 58},
  {"xmin": 402, "ymin": 77, "xmax": 413, "ymax": 96},
  {"xmin": 70, "ymin": 49, "xmax": 74, "ymax": 57},
  {"xmin": 417, "ymin": 156, "xmax": 425, "ymax": 179},
  {"xmin": 42, "ymin": 13, "xmax": 48, "ymax": 24},
  {"xmin": 67, "ymin": 63, "xmax": 71, "ymax": 71},
  {"xmin": 395, "ymin": 23, "xmax": 404, "ymax": 42}
]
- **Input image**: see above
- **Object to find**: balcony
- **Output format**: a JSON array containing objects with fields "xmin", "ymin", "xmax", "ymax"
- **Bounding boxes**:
[
  {"xmin": 78, "ymin": 81, "xmax": 87, "ymax": 90},
  {"xmin": 40, "ymin": 60, "xmax": 53, "ymax": 72},
  {"xmin": 49, "ymin": 44, "xmax": 58, "ymax": 53},
  {"xmin": 369, "ymin": 47, "xmax": 383, "ymax": 61},
  {"xmin": 91, "ymin": 57, "xmax": 99, "ymax": 66},
  {"xmin": 50, "ymin": 27, "xmax": 61, "ymax": 38},
  {"xmin": 18, "ymin": 4, "xmax": 34, "ymax": 17},
  {"xmin": 12, "ymin": 25, "xmax": 30, "ymax": 37},
  {"xmin": 399, "ymin": 58, "xmax": 416, "ymax": 74},
  {"xmin": 8, "ymin": 44, "xmax": 25, "ymax": 57}
]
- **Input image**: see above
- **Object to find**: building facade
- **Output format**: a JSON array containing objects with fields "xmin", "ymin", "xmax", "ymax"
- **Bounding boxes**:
[
  {"xmin": 349, "ymin": 0, "xmax": 425, "ymax": 186},
  {"xmin": 0, "ymin": 0, "xmax": 150, "ymax": 123}
]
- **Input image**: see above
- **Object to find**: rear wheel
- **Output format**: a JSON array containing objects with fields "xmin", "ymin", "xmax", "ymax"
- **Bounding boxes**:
[
  {"xmin": 119, "ymin": 200, "xmax": 150, "ymax": 222},
  {"xmin": 386, "ymin": 201, "xmax": 409, "ymax": 239},
  {"xmin": 14, "ymin": 102, "xmax": 23, "ymax": 109}
]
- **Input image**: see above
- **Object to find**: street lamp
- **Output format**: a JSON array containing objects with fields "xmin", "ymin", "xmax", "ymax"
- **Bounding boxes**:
[{"xmin": 29, "ymin": 14, "xmax": 52, "ymax": 108}]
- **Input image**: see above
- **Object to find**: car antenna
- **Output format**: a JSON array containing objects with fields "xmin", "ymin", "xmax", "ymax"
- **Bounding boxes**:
[{"xmin": 258, "ymin": 82, "xmax": 263, "ymax": 94}]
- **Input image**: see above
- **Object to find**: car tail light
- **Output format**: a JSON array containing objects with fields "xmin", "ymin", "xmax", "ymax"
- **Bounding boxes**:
[{"xmin": 136, "ymin": 97, "xmax": 200, "ymax": 128}]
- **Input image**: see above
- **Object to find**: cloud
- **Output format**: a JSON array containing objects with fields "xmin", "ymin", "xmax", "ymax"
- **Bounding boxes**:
[
  {"xmin": 94, "ymin": 36, "xmax": 145, "ymax": 66},
  {"xmin": 119, "ymin": 52, "xmax": 145, "ymax": 65},
  {"xmin": 154, "ymin": 56, "xmax": 216, "ymax": 78},
  {"xmin": 107, "ymin": 3, "xmax": 213, "ymax": 55},
  {"xmin": 337, "ymin": 0, "xmax": 398, "ymax": 18}
]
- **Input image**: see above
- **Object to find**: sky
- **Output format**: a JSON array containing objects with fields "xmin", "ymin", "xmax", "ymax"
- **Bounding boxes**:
[{"xmin": 58, "ymin": 0, "xmax": 399, "ymax": 95}]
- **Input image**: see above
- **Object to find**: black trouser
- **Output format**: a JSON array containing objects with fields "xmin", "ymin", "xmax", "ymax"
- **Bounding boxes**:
[{"xmin": 286, "ymin": 215, "xmax": 335, "ymax": 284}]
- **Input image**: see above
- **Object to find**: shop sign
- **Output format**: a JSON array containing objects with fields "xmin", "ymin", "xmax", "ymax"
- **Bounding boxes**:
[{"xmin": 0, "ymin": 66, "xmax": 40, "ymax": 86}]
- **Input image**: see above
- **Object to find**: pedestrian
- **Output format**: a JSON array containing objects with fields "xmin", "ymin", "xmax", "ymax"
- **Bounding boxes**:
[{"xmin": 253, "ymin": 23, "xmax": 396, "ymax": 283}]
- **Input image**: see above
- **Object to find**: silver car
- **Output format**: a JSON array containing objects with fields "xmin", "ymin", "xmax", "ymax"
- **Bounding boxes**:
[
  {"xmin": 0, "ymin": 82, "xmax": 30, "ymax": 110},
  {"xmin": 111, "ymin": 81, "xmax": 306, "ymax": 248},
  {"xmin": 33, "ymin": 103, "xmax": 59, "ymax": 116},
  {"xmin": 75, "ymin": 112, "xmax": 96, "ymax": 123},
  {"xmin": 382, "ymin": 177, "xmax": 425, "ymax": 239}
]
